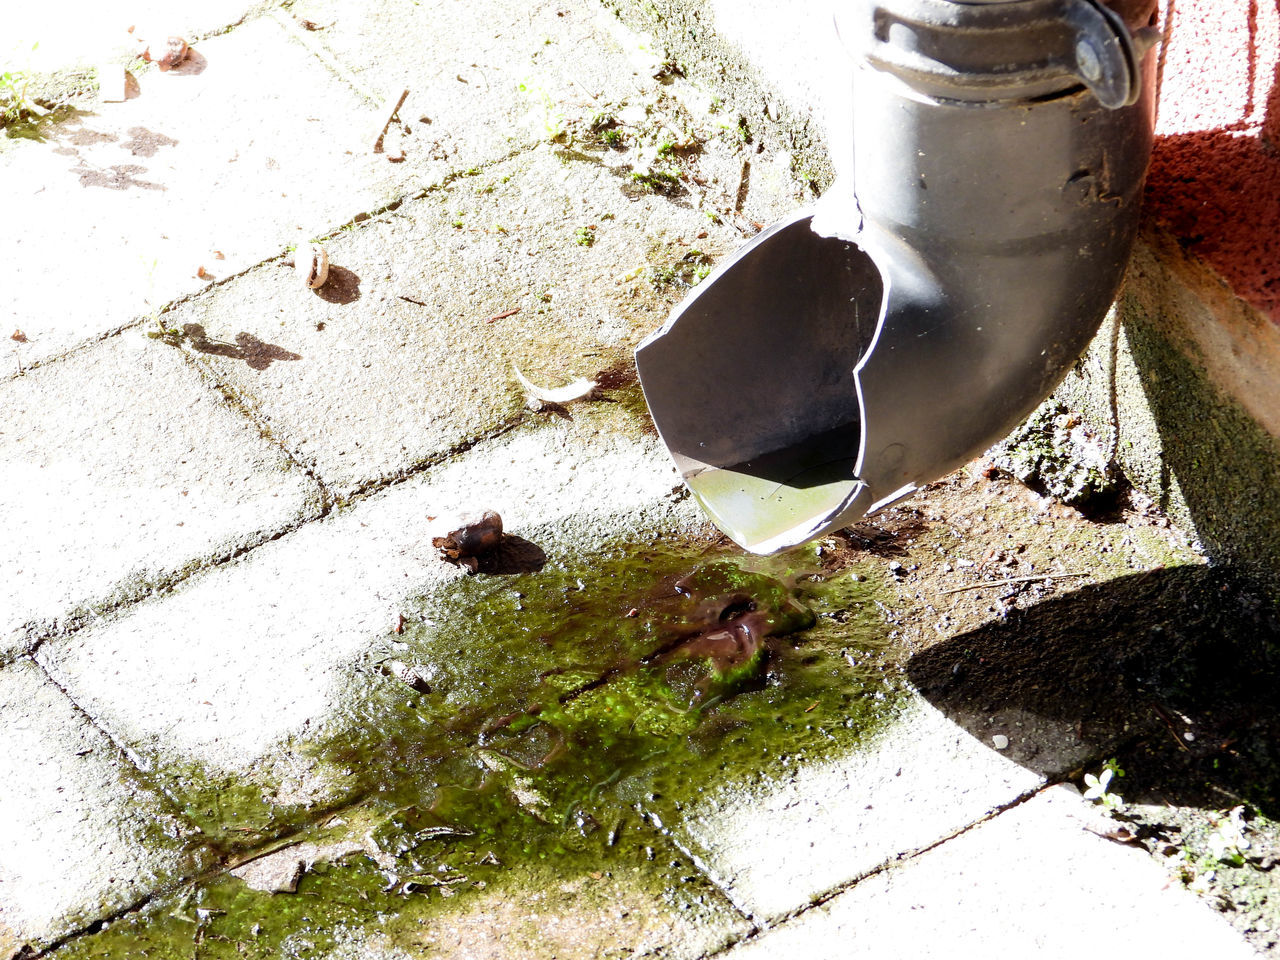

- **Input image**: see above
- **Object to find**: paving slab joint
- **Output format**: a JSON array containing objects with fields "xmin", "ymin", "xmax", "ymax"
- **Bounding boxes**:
[
  {"xmin": 181, "ymin": 0, "xmax": 279, "ymax": 44},
  {"xmin": 17, "ymin": 489, "xmax": 329, "ymax": 660},
  {"xmin": 702, "ymin": 781, "xmax": 1060, "ymax": 958},
  {"xmin": 170, "ymin": 343, "xmax": 336, "ymax": 508},
  {"xmin": 323, "ymin": 411, "xmax": 531, "ymax": 509},
  {"xmin": 269, "ymin": 7, "xmax": 384, "ymax": 108},
  {"xmin": 5, "ymin": 321, "xmax": 141, "ymax": 385},
  {"xmin": 10, "ymin": 655, "xmax": 218, "ymax": 955}
]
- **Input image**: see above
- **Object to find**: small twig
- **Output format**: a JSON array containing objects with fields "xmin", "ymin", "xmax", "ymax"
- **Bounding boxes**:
[
  {"xmin": 734, "ymin": 160, "xmax": 750, "ymax": 213},
  {"xmin": 373, "ymin": 88, "xmax": 411, "ymax": 153},
  {"xmin": 569, "ymin": 75, "xmax": 598, "ymax": 102},
  {"xmin": 1150, "ymin": 702, "xmax": 1192, "ymax": 752},
  {"xmin": 398, "ymin": 295, "xmax": 428, "ymax": 307},
  {"xmin": 941, "ymin": 572, "xmax": 1088, "ymax": 595},
  {"xmin": 1207, "ymin": 782, "xmax": 1245, "ymax": 803},
  {"xmin": 486, "ymin": 307, "xmax": 521, "ymax": 323}
]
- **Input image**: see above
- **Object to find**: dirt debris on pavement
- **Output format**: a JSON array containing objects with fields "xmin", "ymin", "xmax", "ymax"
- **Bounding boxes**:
[{"xmin": 1, "ymin": 0, "xmax": 1276, "ymax": 957}]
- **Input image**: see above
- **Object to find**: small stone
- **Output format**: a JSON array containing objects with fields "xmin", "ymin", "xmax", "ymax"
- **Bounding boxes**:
[
  {"xmin": 296, "ymin": 242, "xmax": 329, "ymax": 289},
  {"xmin": 231, "ymin": 854, "xmax": 304, "ymax": 893},
  {"xmin": 992, "ymin": 734, "xmax": 1009, "ymax": 750},
  {"xmin": 149, "ymin": 36, "xmax": 189, "ymax": 71}
]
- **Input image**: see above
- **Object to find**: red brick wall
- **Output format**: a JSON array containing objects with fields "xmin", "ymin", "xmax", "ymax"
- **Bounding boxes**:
[{"xmin": 1144, "ymin": 0, "xmax": 1280, "ymax": 322}]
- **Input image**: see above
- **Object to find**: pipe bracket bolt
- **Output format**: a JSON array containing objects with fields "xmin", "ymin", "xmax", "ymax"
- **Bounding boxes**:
[{"xmin": 1075, "ymin": 38, "xmax": 1103, "ymax": 83}]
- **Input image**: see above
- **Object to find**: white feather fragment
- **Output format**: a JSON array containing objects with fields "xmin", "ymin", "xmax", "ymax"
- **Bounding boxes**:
[{"xmin": 512, "ymin": 364, "xmax": 600, "ymax": 406}]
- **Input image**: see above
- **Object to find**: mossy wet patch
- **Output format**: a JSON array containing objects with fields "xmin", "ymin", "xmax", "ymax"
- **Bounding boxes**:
[
  {"xmin": 54, "ymin": 542, "xmax": 902, "ymax": 957},
  {"xmin": 299, "ymin": 538, "xmax": 903, "ymax": 831},
  {"xmin": 48, "ymin": 815, "xmax": 741, "ymax": 960}
]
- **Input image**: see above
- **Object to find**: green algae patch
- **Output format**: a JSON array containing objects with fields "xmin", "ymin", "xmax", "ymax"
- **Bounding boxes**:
[
  {"xmin": 313, "ymin": 542, "xmax": 899, "ymax": 825},
  {"xmin": 52, "ymin": 542, "xmax": 902, "ymax": 958},
  {"xmin": 49, "ymin": 805, "xmax": 745, "ymax": 960},
  {"xmin": 307, "ymin": 539, "xmax": 903, "ymax": 874}
]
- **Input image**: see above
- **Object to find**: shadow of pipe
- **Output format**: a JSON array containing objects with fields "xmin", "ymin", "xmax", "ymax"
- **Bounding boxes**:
[{"xmin": 908, "ymin": 564, "xmax": 1280, "ymax": 818}]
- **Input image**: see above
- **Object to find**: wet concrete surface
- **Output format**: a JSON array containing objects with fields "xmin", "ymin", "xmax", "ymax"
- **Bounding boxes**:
[{"xmin": 2, "ymin": 1, "xmax": 1276, "ymax": 957}]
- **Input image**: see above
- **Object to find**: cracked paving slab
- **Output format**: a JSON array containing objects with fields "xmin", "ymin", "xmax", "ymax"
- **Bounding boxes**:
[
  {"xmin": 722, "ymin": 786, "xmax": 1258, "ymax": 959},
  {"xmin": 0, "ymin": 328, "xmax": 323, "ymax": 659},
  {"xmin": 0, "ymin": 657, "xmax": 211, "ymax": 957},
  {"xmin": 169, "ymin": 142, "xmax": 744, "ymax": 496},
  {"xmin": 34, "ymin": 411, "xmax": 700, "ymax": 839}
]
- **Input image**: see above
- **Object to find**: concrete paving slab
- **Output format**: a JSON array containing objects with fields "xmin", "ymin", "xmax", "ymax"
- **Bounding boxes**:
[
  {"xmin": 171, "ymin": 143, "xmax": 743, "ymax": 496},
  {"xmin": 602, "ymin": 0, "xmax": 852, "ymax": 184},
  {"xmin": 316, "ymin": 860, "xmax": 750, "ymax": 960},
  {"xmin": 722, "ymin": 786, "xmax": 1259, "ymax": 959},
  {"xmin": 43, "ymin": 797, "xmax": 750, "ymax": 960},
  {"xmin": 284, "ymin": 0, "xmax": 808, "ymax": 229},
  {"xmin": 0, "ymin": 328, "xmax": 323, "ymax": 659},
  {"xmin": 2, "ymin": 0, "xmax": 772, "ymax": 375},
  {"xmin": 287, "ymin": 0, "xmax": 672, "ymax": 164},
  {"xmin": 2, "ymin": 16, "xmax": 391, "ymax": 368},
  {"xmin": 0, "ymin": 657, "xmax": 210, "ymax": 956},
  {"xmin": 2, "ymin": 0, "xmax": 266, "ymax": 76},
  {"xmin": 35, "ymin": 415, "xmax": 697, "ymax": 829},
  {"xmin": 664, "ymin": 696, "xmax": 1045, "ymax": 922}
]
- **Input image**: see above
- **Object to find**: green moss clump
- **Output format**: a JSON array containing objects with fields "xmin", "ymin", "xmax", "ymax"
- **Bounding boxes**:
[{"xmin": 989, "ymin": 402, "xmax": 1122, "ymax": 509}]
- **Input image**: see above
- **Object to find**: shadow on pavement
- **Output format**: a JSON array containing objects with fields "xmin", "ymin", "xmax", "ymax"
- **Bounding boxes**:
[
  {"xmin": 316, "ymin": 264, "xmax": 361, "ymax": 304},
  {"xmin": 475, "ymin": 534, "xmax": 547, "ymax": 575},
  {"xmin": 178, "ymin": 323, "xmax": 301, "ymax": 369},
  {"xmin": 909, "ymin": 564, "xmax": 1280, "ymax": 818}
]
